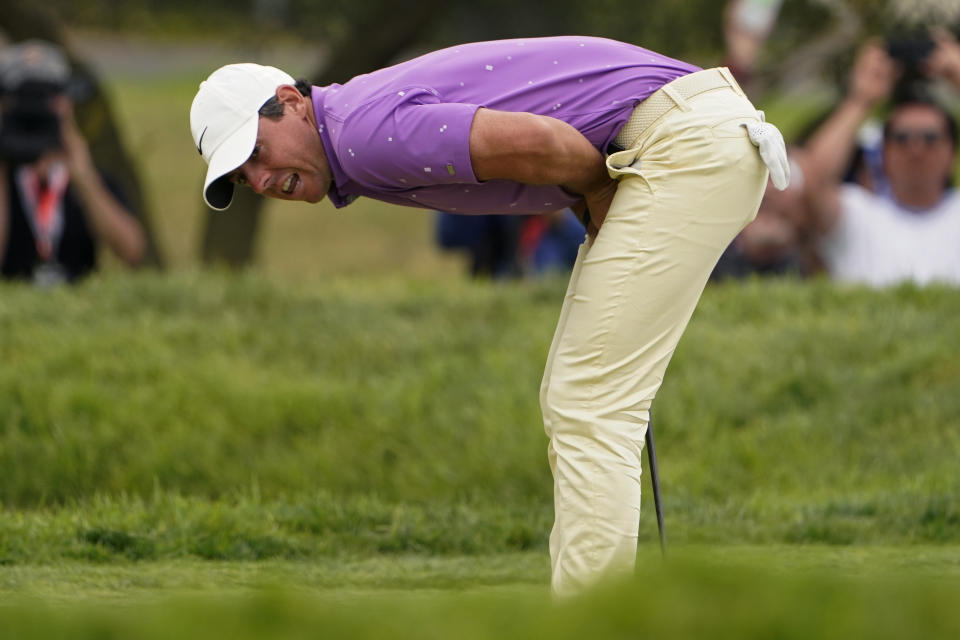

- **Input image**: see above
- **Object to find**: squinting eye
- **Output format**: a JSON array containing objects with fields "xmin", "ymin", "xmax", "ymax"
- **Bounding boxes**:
[{"xmin": 250, "ymin": 144, "xmax": 261, "ymax": 159}]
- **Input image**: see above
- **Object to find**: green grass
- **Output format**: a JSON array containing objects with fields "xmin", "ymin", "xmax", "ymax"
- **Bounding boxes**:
[
  {"xmin": 2, "ymin": 275, "xmax": 959, "ymax": 539},
  {"xmin": 0, "ymin": 272, "xmax": 555, "ymax": 507},
  {"xmin": 0, "ymin": 492, "xmax": 551, "ymax": 564},
  {"xmin": 6, "ymin": 546, "xmax": 960, "ymax": 601},
  {"xmin": 3, "ymin": 251, "xmax": 960, "ymax": 638},
  {"xmin": 4, "ymin": 548, "xmax": 960, "ymax": 638},
  {"xmin": 2, "ymin": 273, "xmax": 959, "ymax": 574},
  {"xmin": 1, "ymin": 553, "xmax": 551, "ymax": 599}
]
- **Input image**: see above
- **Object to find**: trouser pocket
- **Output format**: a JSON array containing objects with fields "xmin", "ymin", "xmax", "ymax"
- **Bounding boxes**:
[{"xmin": 606, "ymin": 146, "xmax": 644, "ymax": 178}]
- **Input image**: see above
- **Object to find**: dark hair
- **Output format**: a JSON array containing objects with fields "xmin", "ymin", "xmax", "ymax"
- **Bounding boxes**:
[
  {"xmin": 883, "ymin": 96, "xmax": 958, "ymax": 151},
  {"xmin": 258, "ymin": 78, "xmax": 312, "ymax": 120}
]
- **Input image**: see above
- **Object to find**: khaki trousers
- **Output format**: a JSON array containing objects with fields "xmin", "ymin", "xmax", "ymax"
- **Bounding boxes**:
[{"xmin": 540, "ymin": 68, "xmax": 768, "ymax": 597}]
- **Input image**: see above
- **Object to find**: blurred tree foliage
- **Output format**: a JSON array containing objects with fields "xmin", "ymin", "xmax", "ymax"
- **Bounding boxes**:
[
  {"xmin": 41, "ymin": 0, "xmax": 959, "ymax": 84},
  {"xmin": 36, "ymin": 0, "xmax": 845, "ymax": 66}
]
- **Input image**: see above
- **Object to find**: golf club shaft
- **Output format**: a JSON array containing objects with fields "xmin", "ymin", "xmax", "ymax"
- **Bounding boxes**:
[{"xmin": 646, "ymin": 415, "xmax": 666, "ymax": 555}]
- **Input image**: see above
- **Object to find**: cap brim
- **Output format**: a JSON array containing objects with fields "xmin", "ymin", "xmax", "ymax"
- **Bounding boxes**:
[{"xmin": 202, "ymin": 113, "xmax": 260, "ymax": 210}]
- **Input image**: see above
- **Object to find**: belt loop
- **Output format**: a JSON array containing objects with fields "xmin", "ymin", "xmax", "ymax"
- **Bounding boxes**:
[
  {"xmin": 718, "ymin": 67, "xmax": 745, "ymax": 97},
  {"xmin": 660, "ymin": 85, "xmax": 691, "ymax": 112}
]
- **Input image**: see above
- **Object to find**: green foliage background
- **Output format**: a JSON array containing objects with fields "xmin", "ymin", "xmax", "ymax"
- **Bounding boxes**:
[{"xmin": 43, "ymin": 0, "xmax": 835, "ymax": 68}]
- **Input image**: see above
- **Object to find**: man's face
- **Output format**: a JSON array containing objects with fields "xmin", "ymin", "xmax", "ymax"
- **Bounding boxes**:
[
  {"xmin": 883, "ymin": 105, "xmax": 956, "ymax": 196},
  {"xmin": 228, "ymin": 88, "xmax": 331, "ymax": 203}
]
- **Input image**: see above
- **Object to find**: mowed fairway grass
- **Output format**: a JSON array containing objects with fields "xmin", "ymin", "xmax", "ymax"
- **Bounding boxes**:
[{"xmin": 2, "ymin": 272, "xmax": 960, "ymax": 637}]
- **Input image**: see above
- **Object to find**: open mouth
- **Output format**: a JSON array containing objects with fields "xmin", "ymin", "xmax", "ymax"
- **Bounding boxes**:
[{"xmin": 281, "ymin": 173, "xmax": 299, "ymax": 196}]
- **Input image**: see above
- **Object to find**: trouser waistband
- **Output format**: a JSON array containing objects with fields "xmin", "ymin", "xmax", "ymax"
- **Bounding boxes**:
[{"xmin": 612, "ymin": 67, "xmax": 746, "ymax": 151}]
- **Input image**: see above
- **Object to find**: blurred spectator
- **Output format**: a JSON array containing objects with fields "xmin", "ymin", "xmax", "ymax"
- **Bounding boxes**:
[
  {"xmin": 516, "ymin": 209, "xmax": 584, "ymax": 276},
  {"xmin": 435, "ymin": 212, "xmax": 523, "ymax": 278},
  {"xmin": 0, "ymin": 40, "xmax": 145, "ymax": 286},
  {"xmin": 713, "ymin": 0, "xmax": 816, "ymax": 281},
  {"xmin": 436, "ymin": 209, "xmax": 582, "ymax": 279},
  {"xmin": 723, "ymin": 0, "xmax": 784, "ymax": 92},
  {"xmin": 804, "ymin": 30, "xmax": 960, "ymax": 287},
  {"xmin": 712, "ymin": 148, "xmax": 812, "ymax": 280},
  {"xmin": 848, "ymin": 118, "xmax": 887, "ymax": 193}
]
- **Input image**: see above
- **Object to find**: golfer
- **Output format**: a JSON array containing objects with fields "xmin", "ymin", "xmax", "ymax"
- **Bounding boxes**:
[{"xmin": 190, "ymin": 36, "xmax": 788, "ymax": 596}]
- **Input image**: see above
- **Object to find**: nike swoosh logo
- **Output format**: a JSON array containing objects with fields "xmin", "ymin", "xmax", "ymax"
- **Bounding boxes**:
[{"xmin": 197, "ymin": 126, "xmax": 208, "ymax": 155}]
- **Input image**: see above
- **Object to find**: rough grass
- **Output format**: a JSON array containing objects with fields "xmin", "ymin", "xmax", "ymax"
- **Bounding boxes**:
[
  {"xmin": 2, "ymin": 273, "xmax": 959, "ymax": 564},
  {"xmin": 2, "ymin": 263, "xmax": 960, "ymax": 637}
]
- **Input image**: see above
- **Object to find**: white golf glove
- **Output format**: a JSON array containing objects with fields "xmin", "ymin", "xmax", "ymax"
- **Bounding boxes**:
[{"xmin": 743, "ymin": 112, "xmax": 790, "ymax": 191}]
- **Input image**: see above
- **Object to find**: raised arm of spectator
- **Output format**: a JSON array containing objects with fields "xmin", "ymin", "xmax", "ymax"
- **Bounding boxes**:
[
  {"xmin": 927, "ymin": 27, "xmax": 960, "ymax": 91},
  {"xmin": 56, "ymin": 100, "xmax": 146, "ymax": 266},
  {"xmin": 803, "ymin": 42, "xmax": 898, "ymax": 233}
]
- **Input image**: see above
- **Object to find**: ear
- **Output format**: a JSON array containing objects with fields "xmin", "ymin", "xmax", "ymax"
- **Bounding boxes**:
[{"xmin": 275, "ymin": 84, "xmax": 306, "ymax": 114}]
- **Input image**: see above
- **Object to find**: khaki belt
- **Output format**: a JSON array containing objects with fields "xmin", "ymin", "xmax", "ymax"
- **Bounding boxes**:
[{"xmin": 613, "ymin": 67, "xmax": 744, "ymax": 150}]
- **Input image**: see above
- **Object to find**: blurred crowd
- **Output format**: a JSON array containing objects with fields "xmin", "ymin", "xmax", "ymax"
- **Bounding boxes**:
[
  {"xmin": 712, "ymin": 13, "xmax": 960, "ymax": 288},
  {"xmin": 3, "ymin": 2, "xmax": 960, "ymax": 288},
  {"xmin": 438, "ymin": 0, "xmax": 960, "ymax": 288}
]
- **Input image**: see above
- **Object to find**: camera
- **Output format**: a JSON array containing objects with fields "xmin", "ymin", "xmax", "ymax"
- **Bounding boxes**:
[
  {"xmin": 0, "ymin": 80, "xmax": 65, "ymax": 164},
  {"xmin": 886, "ymin": 30, "xmax": 935, "ymax": 76},
  {"xmin": 887, "ymin": 36, "xmax": 934, "ymax": 69},
  {"xmin": 0, "ymin": 40, "xmax": 71, "ymax": 164},
  {"xmin": 886, "ymin": 30, "xmax": 937, "ymax": 101}
]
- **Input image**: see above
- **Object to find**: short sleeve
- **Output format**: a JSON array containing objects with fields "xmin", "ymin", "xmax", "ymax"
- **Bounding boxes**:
[{"xmin": 335, "ymin": 89, "xmax": 481, "ymax": 190}]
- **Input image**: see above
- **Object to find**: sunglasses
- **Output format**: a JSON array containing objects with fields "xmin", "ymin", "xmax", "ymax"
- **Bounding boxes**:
[{"xmin": 888, "ymin": 129, "xmax": 948, "ymax": 147}]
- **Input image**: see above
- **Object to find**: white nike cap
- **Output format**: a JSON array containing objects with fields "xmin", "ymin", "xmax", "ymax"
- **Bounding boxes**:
[{"xmin": 190, "ymin": 63, "xmax": 295, "ymax": 210}]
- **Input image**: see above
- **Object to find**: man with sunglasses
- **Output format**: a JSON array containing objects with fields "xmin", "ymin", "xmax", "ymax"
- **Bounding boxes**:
[{"xmin": 805, "ymin": 29, "xmax": 960, "ymax": 286}]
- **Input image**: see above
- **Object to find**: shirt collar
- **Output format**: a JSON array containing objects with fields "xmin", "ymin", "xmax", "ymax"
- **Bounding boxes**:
[{"xmin": 311, "ymin": 85, "xmax": 357, "ymax": 208}]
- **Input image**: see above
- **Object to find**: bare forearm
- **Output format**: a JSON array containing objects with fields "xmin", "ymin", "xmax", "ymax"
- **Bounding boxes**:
[
  {"xmin": 803, "ymin": 42, "xmax": 898, "ymax": 235},
  {"xmin": 806, "ymin": 40, "xmax": 897, "ymax": 190},
  {"xmin": 470, "ymin": 108, "xmax": 617, "ymax": 231},
  {"xmin": 538, "ymin": 117, "xmax": 618, "ymax": 230},
  {"xmin": 53, "ymin": 101, "xmax": 146, "ymax": 266},
  {"xmin": 802, "ymin": 96, "xmax": 875, "ymax": 234},
  {"xmin": 804, "ymin": 97, "xmax": 871, "ymax": 187},
  {"xmin": 70, "ymin": 166, "xmax": 146, "ymax": 266},
  {"xmin": 472, "ymin": 110, "xmax": 606, "ymax": 186}
]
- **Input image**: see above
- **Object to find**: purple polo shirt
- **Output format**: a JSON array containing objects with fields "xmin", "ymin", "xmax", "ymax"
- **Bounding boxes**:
[{"xmin": 312, "ymin": 36, "xmax": 699, "ymax": 214}]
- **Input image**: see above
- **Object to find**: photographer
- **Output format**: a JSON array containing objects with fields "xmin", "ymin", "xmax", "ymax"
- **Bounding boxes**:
[
  {"xmin": 803, "ymin": 28, "xmax": 960, "ymax": 286},
  {"xmin": 0, "ymin": 40, "xmax": 144, "ymax": 285}
]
